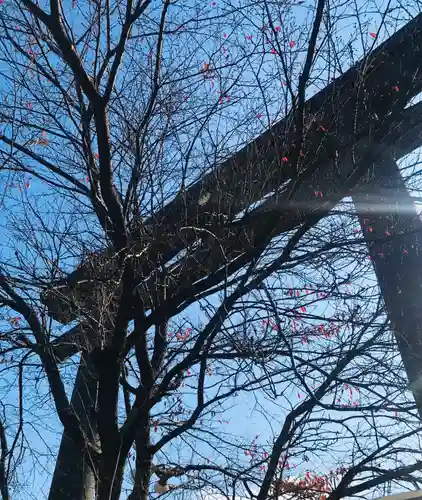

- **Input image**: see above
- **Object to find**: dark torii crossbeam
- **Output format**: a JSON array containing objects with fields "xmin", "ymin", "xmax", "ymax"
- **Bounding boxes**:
[
  {"xmin": 45, "ymin": 13, "xmax": 422, "ymax": 354},
  {"xmin": 45, "ymin": 13, "xmax": 422, "ymax": 500}
]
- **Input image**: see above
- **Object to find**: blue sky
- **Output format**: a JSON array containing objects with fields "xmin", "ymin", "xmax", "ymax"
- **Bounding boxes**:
[{"xmin": 0, "ymin": 0, "xmax": 421, "ymax": 498}]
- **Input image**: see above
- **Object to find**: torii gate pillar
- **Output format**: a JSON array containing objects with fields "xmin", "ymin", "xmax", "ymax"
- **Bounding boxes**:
[
  {"xmin": 48, "ymin": 353, "xmax": 97, "ymax": 500},
  {"xmin": 354, "ymin": 158, "xmax": 422, "ymax": 414}
]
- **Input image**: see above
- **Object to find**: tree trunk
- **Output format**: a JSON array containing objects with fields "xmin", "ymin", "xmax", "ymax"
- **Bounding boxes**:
[
  {"xmin": 127, "ymin": 448, "xmax": 152, "ymax": 500},
  {"xmin": 127, "ymin": 410, "xmax": 152, "ymax": 500},
  {"xmin": 96, "ymin": 449, "xmax": 127, "ymax": 500}
]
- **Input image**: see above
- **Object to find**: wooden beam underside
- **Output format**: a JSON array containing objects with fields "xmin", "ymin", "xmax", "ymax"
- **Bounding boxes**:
[{"xmin": 45, "ymin": 14, "xmax": 422, "ymax": 358}]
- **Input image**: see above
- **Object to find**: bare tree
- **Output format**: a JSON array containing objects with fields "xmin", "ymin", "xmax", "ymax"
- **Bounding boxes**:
[{"xmin": 0, "ymin": 0, "xmax": 421, "ymax": 499}]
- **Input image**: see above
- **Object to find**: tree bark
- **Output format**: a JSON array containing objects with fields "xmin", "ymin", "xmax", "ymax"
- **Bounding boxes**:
[
  {"xmin": 127, "ymin": 453, "xmax": 152, "ymax": 500},
  {"xmin": 96, "ymin": 453, "xmax": 126, "ymax": 500},
  {"xmin": 127, "ymin": 412, "xmax": 152, "ymax": 500}
]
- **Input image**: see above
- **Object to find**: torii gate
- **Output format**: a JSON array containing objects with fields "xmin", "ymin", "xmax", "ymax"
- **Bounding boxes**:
[{"xmin": 44, "ymin": 14, "xmax": 422, "ymax": 499}]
